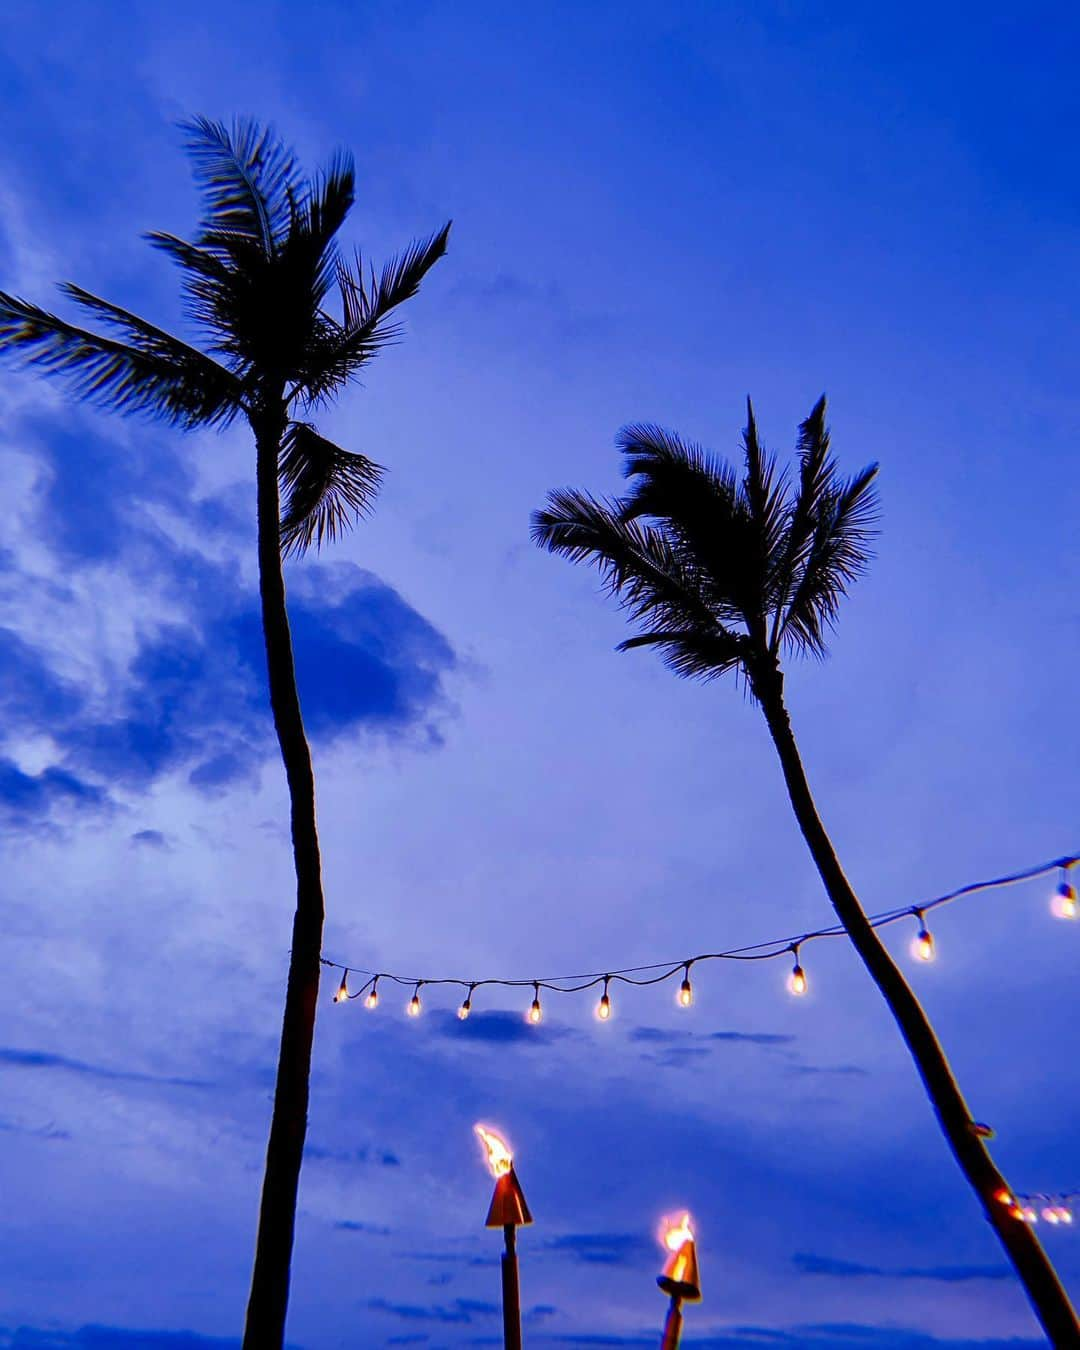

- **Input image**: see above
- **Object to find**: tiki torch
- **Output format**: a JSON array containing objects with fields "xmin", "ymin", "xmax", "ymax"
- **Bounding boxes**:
[
  {"xmin": 656, "ymin": 1212, "xmax": 701, "ymax": 1350},
  {"xmin": 474, "ymin": 1124, "xmax": 533, "ymax": 1350}
]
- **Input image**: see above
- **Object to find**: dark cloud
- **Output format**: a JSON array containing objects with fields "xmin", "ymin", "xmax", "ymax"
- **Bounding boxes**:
[
  {"xmin": 543, "ymin": 1232, "xmax": 651, "ymax": 1266},
  {"xmin": 0, "ymin": 1326, "xmax": 244, "ymax": 1349},
  {"xmin": 129, "ymin": 828, "xmax": 168, "ymax": 849},
  {"xmin": 367, "ymin": 1297, "xmax": 499, "ymax": 1324},
  {"xmin": 0, "ymin": 557, "xmax": 456, "ymax": 822},
  {"xmin": 538, "ymin": 1330, "xmax": 1044, "ymax": 1349},
  {"xmin": 0, "ymin": 1046, "xmax": 211, "ymax": 1090},
  {"xmin": 793, "ymin": 1252, "xmax": 1011, "ymax": 1282},
  {"xmin": 0, "ymin": 1116, "xmax": 71, "ymax": 1141},
  {"xmin": 629, "ymin": 1026, "xmax": 794, "ymax": 1047},
  {"xmin": 304, "ymin": 1142, "xmax": 401, "ymax": 1167},
  {"xmin": 334, "ymin": 1219, "xmax": 392, "ymax": 1236},
  {"xmin": 0, "ymin": 758, "xmax": 109, "ymax": 828},
  {"xmin": 432, "ymin": 1010, "xmax": 575, "ymax": 1045}
]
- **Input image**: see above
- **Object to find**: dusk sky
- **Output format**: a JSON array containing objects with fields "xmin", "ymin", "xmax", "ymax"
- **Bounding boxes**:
[{"xmin": 2, "ymin": 3, "xmax": 1079, "ymax": 1347}]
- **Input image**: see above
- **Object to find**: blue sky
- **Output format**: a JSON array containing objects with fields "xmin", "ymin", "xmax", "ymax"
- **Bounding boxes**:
[{"xmin": 0, "ymin": 2, "xmax": 1078, "ymax": 1346}]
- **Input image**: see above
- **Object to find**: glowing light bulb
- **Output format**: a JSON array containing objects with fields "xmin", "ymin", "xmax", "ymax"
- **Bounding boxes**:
[
  {"xmin": 1052, "ymin": 879, "xmax": 1077, "ymax": 920},
  {"xmin": 993, "ymin": 1187, "xmax": 1014, "ymax": 1207},
  {"xmin": 528, "ymin": 999, "xmax": 543, "ymax": 1025},
  {"xmin": 458, "ymin": 998, "xmax": 472, "ymax": 1021},
  {"xmin": 1023, "ymin": 1207, "xmax": 1038, "ymax": 1224},
  {"xmin": 364, "ymin": 985, "xmax": 379, "ymax": 1010},
  {"xmin": 333, "ymin": 972, "xmax": 349, "ymax": 1003},
  {"xmin": 1060, "ymin": 1207, "xmax": 1074, "ymax": 1225},
  {"xmin": 1044, "ymin": 1207, "xmax": 1060, "ymax": 1224},
  {"xmin": 596, "ymin": 980, "xmax": 612, "ymax": 1021},
  {"xmin": 912, "ymin": 927, "xmax": 935, "ymax": 962},
  {"xmin": 678, "ymin": 964, "xmax": 693, "ymax": 1007},
  {"xmin": 408, "ymin": 985, "xmax": 422, "ymax": 1017},
  {"xmin": 788, "ymin": 953, "xmax": 807, "ymax": 996}
]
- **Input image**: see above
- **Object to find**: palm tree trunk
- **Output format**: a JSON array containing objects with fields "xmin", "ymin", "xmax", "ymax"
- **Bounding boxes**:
[
  {"xmin": 755, "ymin": 667, "xmax": 1078, "ymax": 1346},
  {"xmin": 242, "ymin": 417, "xmax": 326, "ymax": 1350}
]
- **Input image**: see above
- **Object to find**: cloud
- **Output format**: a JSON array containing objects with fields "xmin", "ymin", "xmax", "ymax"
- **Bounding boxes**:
[
  {"xmin": 793, "ymin": 1252, "xmax": 1011, "ymax": 1283},
  {"xmin": 629, "ymin": 1026, "xmax": 794, "ymax": 1047},
  {"xmin": 129, "ymin": 828, "xmax": 168, "ymax": 849},
  {"xmin": 0, "ymin": 1115, "xmax": 70, "ymax": 1141},
  {"xmin": 0, "ymin": 758, "xmax": 109, "ymax": 829},
  {"xmin": 366, "ymin": 1297, "xmax": 499, "ymax": 1324},
  {"xmin": 543, "ymin": 1232, "xmax": 651, "ymax": 1266},
  {"xmin": 0, "ymin": 1327, "xmax": 246, "ymax": 1349},
  {"xmin": 432, "ymin": 1010, "xmax": 576, "ymax": 1045},
  {"xmin": 304, "ymin": 1142, "xmax": 401, "ymax": 1167},
  {"xmin": 333, "ymin": 1219, "xmax": 392, "ymax": 1236},
  {"xmin": 0, "ymin": 1046, "xmax": 211, "ymax": 1090}
]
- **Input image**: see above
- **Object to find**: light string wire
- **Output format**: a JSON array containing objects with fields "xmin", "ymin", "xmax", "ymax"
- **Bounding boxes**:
[{"xmin": 322, "ymin": 850, "xmax": 1079, "ymax": 1006}]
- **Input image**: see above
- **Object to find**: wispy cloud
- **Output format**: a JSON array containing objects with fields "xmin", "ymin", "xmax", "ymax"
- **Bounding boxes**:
[
  {"xmin": 793, "ymin": 1252, "xmax": 1010, "ymax": 1282},
  {"xmin": 0, "ymin": 1046, "xmax": 211, "ymax": 1090}
]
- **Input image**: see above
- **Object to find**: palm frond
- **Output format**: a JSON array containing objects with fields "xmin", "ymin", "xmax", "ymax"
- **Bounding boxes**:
[
  {"xmin": 278, "ymin": 421, "xmax": 383, "ymax": 556},
  {"xmin": 298, "ymin": 222, "xmax": 451, "ymax": 404},
  {"xmin": 617, "ymin": 628, "xmax": 747, "ymax": 681},
  {"xmin": 779, "ymin": 461, "xmax": 879, "ymax": 656},
  {"xmin": 616, "ymin": 423, "xmax": 764, "ymax": 630},
  {"xmin": 58, "ymin": 284, "xmax": 244, "ymax": 416},
  {"xmin": 0, "ymin": 291, "xmax": 240, "ymax": 427},
  {"xmin": 532, "ymin": 488, "xmax": 723, "ymax": 638},
  {"xmin": 740, "ymin": 398, "xmax": 791, "ymax": 599},
  {"xmin": 181, "ymin": 116, "xmax": 302, "ymax": 256}
]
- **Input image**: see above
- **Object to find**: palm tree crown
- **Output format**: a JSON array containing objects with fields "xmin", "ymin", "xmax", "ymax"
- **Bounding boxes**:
[
  {"xmin": 532, "ymin": 397, "xmax": 878, "ymax": 690},
  {"xmin": 0, "ymin": 115, "xmax": 450, "ymax": 554}
]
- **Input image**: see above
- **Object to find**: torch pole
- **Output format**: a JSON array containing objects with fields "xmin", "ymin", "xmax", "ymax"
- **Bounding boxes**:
[
  {"xmin": 660, "ymin": 1294, "xmax": 683, "ymax": 1350},
  {"xmin": 501, "ymin": 1223, "xmax": 523, "ymax": 1350}
]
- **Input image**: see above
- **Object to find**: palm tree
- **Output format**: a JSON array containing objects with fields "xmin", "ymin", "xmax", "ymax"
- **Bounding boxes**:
[
  {"xmin": 0, "ymin": 117, "xmax": 450, "ymax": 1349},
  {"xmin": 532, "ymin": 398, "xmax": 1078, "ymax": 1344}
]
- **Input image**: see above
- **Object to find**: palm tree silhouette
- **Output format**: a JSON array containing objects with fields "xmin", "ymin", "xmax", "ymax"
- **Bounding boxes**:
[
  {"xmin": 532, "ymin": 397, "xmax": 1078, "ymax": 1343},
  {"xmin": 0, "ymin": 117, "xmax": 449, "ymax": 1349}
]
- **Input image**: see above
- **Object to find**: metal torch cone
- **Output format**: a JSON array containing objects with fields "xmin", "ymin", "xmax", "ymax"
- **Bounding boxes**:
[
  {"xmin": 657, "ymin": 1237, "xmax": 701, "ymax": 1349},
  {"xmin": 486, "ymin": 1167, "xmax": 532, "ymax": 1350}
]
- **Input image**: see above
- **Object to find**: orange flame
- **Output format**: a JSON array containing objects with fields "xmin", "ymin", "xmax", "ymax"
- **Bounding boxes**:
[
  {"xmin": 474, "ymin": 1123, "xmax": 513, "ymax": 1178},
  {"xmin": 661, "ymin": 1211, "xmax": 694, "ymax": 1252}
]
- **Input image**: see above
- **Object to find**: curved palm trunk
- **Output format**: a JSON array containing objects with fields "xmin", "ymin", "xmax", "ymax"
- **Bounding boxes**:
[
  {"xmin": 753, "ymin": 669, "xmax": 1078, "ymax": 1345},
  {"xmin": 242, "ymin": 419, "xmax": 326, "ymax": 1350}
]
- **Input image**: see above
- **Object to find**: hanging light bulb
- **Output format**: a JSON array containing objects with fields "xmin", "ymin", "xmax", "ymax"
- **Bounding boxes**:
[
  {"xmin": 993, "ymin": 1187, "xmax": 1014, "ymax": 1207},
  {"xmin": 1023, "ymin": 1206, "xmax": 1038, "ymax": 1224},
  {"xmin": 1043, "ymin": 1206, "xmax": 1060, "ymax": 1224},
  {"xmin": 787, "ymin": 947, "xmax": 807, "ymax": 996},
  {"xmin": 1051, "ymin": 868, "xmax": 1077, "ymax": 919},
  {"xmin": 910, "ymin": 910, "xmax": 935, "ymax": 962},
  {"xmin": 1059, "ymin": 1206, "xmax": 1074, "ymax": 1225},
  {"xmin": 408, "ymin": 983, "xmax": 422, "ymax": 1017},
  {"xmin": 527, "ymin": 982, "xmax": 543, "ymax": 1025},
  {"xmin": 364, "ymin": 978, "xmax": 380, "ymax": 1011},
  {"xmin": 596, "ymin": 977, "xmax": 612, "ymax": 1021},
  {"xmin": 458, "ymin": 984, "xmax": 475, "ymax": 1021},
  {"xmin": 333, "ymin": 970, "xmax": 349, "ymax": 1003},
  {"xmin": 678, "ymin": 962, "xmax": 694, "ymax": 1008}
]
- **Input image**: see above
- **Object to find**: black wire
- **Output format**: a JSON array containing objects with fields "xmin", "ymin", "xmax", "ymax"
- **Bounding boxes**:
[{"xmin": 320, "ymin": 851, "xmax": 1079, "ymax": 998}]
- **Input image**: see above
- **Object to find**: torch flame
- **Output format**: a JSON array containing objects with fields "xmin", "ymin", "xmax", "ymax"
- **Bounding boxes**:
[
  {"xmin": 661, "ymin": 1211, "xmax": 694, "ymax": 1252},
  {"xmin": 474, "ymin": 1123, "xmax": 513, "ymax": 1178}
]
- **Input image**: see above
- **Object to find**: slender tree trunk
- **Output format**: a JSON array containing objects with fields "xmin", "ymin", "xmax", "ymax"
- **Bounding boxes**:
[
  {"xmin": 242, "ymin": 415, "xmax": 326, "ymax": 1350},
  {"xmin": 753, "ymin": 665, "xmax": 1078, "ymax": 1346}
]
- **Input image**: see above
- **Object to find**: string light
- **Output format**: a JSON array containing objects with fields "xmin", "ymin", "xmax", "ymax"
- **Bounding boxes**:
[
  {"xmin": 996, "ymin": 1188, "xmax": 1077, "ymax": 1227},
  {"xmin": 910, "ymin": 910, "xmax": 935, "ymax": 963},
  {"xmin": 1052, "ymin": 865, "xmax": 1077, "ymax": 920},
  {"xmin": 323, "ymin": 850, "xmax": 1077, "ymax": 1023},
  {"xmin": 787, "ymin": 945, "xmax": 807, "ymax": 996}
]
